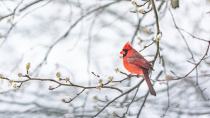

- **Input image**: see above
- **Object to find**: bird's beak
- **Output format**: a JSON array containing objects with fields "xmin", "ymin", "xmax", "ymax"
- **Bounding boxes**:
[{"xmin": 120, "ymin": 50, "xmax": 124, "ymax": 58}]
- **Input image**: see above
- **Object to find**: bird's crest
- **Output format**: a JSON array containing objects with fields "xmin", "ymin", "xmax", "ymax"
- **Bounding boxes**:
[{"xmin": 123, "ymin": 42, "xmax": 132, "ymax": 50}]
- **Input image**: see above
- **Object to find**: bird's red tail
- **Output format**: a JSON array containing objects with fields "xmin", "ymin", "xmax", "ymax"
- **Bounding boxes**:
[{"xmin": 143, "ymin": 70, "xmax": 156, "ymax": 96}]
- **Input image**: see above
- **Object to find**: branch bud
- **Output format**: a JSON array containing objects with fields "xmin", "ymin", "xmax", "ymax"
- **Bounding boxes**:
[
  {"xmin": 156, "ymin": 33, "xmax": 162, "ymax": 42},
  {"xmin": 171, "ymin": 0, "xmax": 179, "ymax": 9},
  {"xmin": 115, "ymin": 68, "xmax": 119, "ymax": 73},
  {"xmin": 18, "ymin": 73, "xmax": 22, "ymax": 77},
  {"xmin": 56, "ymin": 72, "xmax": 61, "ymax": 80},
  {"xmin": 108, "ymin": 76, "xmax": 113, "ymax": 82},
  {"xmin": 0, "ymin": 74, "xmax": 3, "ymax": 79},
  {"xmin": 26, "ymin": 62, "xmax": 31, "ymax": 74}
]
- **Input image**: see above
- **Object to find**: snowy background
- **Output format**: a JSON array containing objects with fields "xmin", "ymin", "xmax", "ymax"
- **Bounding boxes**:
[{"xmin": 0, "ymin": 0, "xmax": 210, "ymax": 118}]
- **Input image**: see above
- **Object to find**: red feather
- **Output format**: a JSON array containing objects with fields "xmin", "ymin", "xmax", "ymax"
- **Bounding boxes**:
[{"xmin": 120, "ymin": 42, "xmax": 156, "ymax": 96}]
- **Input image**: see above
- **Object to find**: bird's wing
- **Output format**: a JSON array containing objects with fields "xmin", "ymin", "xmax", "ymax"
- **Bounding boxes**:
[{"xmin": 127, "ymin": 52, "xmax": 152, "ymax": 70}]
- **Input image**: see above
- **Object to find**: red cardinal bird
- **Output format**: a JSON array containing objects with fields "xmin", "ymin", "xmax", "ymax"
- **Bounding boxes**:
[{"xmin": 120, "ymin": 42, "xmax": 156, "ymax": 96}]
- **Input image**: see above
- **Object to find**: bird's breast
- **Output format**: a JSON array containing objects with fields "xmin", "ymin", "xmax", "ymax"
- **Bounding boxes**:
[{"xmin": 123, "ymin": 59, "xmax": 143, "ymax": 75}]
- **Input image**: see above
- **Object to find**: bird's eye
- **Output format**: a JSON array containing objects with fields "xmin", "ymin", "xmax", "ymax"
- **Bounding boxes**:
[{"xmin": 122, "ymin": 49, "xmax": 128, "ymax": 57}]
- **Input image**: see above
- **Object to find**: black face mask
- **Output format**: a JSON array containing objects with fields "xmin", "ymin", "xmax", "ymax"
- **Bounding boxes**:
[{"xmin": 122, "ymin": 49, "xmax": 128, "ymax": 57}]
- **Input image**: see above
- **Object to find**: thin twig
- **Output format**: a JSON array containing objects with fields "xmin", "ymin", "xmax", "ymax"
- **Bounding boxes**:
[{"xmin": 93, "ymin": 79, "xmax": 145, "ymax": 117}]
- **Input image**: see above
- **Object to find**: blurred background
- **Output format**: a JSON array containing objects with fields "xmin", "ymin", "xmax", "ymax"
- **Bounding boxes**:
[{"xmin": 0, "ymin": 0, "xmax": 210, "ymax": 118}]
